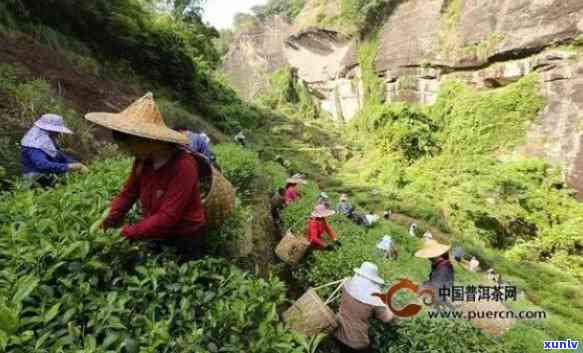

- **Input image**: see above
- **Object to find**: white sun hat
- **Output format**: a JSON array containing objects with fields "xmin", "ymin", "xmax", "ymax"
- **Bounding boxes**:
[
  {"xmin": 35, "ymin": 114, "xmax": 73, "ymax": 134},
  {"xmin": 345, "ymin": 262, "xmax": 386, "ymax": 306}
]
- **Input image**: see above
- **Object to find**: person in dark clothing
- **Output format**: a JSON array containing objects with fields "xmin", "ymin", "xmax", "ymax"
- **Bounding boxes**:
[
  {"xmin": 20, "ymin": 114, "xmax": 88, "ymax": 187},
  {"xmin": 174, "ymin": 125, "xmax": 220, "ymax": 170},
  {"xmin": 271, "ymin": 187, "xmax": 286, "ymax": 227},
  {"xmin": 234, "ymin": 131, "xmax": 247, "ymax": 146},
  {"xmin": 415, "ymin": 240, "xmax": 454, "ymax": 306},
  {"xmin": 453, "ymin": 246, "xmax": 465, "ymax": 262}
]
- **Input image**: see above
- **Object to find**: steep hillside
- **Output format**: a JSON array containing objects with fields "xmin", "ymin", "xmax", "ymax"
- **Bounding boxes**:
[{"xmin": 221, "ymin": 1, "xmax": 583, "ymax": 351}]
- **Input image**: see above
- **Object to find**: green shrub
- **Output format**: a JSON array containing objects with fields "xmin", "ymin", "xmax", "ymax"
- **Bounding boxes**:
[
  {"xmin": 0, "ymin": 158, "xmax": 304, "ymax": 353},
  {"xmin": 206, "ymin": 201, "xmax": 249, "ymax": 255},
  {"xmin": 261, "ymin": 161, "xmax": 289, "ymax": 190},
  {"xmin": 371, "ymin": 316, "xmax": 509, "ymax": 353},
  {"xmin": 214, "ymin": 144, "xmax": 260, "ymax": 194}
]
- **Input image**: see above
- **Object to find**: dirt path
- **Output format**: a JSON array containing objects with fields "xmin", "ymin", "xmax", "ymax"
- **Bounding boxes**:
[
  {"xmin": 387, "ymin": 212, "xmax": 449, "ymax": 243},
  {"xmin": 458, "ymin": 300, "xmax": 515, "ymax": 336}
]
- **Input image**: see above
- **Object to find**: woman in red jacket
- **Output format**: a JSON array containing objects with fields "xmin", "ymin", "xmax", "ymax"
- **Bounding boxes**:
[
  {"xmin": 306, "ymin": 204, "xmax": 340, "ymax": 250},
  {"xmin": 85, "ymin": 93, "xmax": 207, "ymax": 261}
]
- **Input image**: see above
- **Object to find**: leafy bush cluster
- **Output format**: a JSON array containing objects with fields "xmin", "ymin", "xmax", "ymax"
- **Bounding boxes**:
[
  {"xmin": 369, "ymin": 103, "xmax": 440, "ymax": 162},
  {"xmin": 0, "ymin": 158, "xmax": 304, "ymax": 353},
  {"xmin": 258, "ymin": 68, "xmax": 322, "ymax": 121},
  {"xmin": 251, "ymin": 0, "xmax": 306, "ymax": 22},
  {"xmin": 349, "ymin": 73, "xmax": 583, "ymax": 278},
  {"xmin": 339, "ymin": 0, "xmax": 405, "ymax": 37},
  {"xmin": 371, "ymin": 316, "xmax": 507, "ymax": 353},
  {"xmin": 279, "ymin": 185, "xmax": 511, "ymax": 352},
  {"xmin": 214, "ymin": 144, "xmax": 261, "ymax": 194}
]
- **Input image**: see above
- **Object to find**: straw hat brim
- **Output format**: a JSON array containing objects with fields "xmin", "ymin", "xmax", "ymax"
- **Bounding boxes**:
[
  {"xmin": 415, "ymin": 241, "xmax": 451, "ymax": 258},
  {"xmin": 35, "ymin": 122, "xmax": 73, "ymax": 135},
  {"xmin": 353, "ymin": 269, "xmax": 384, "ymax": 285},
  {"xmin": 85, "ymin": 112, "xmax": 189, "ymax": 145},
  {"xmin": 287, "ymin": 178, "xmax": 307, "ymax": 185},
  {"xmin": 311, "ymin": 209, "xmax": 336, "ymax": 218}
]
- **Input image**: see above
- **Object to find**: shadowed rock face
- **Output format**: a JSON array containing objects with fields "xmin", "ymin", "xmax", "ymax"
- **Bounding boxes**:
[
  {"xmin": 284, "ymin": 28, "xmax": 361, "ymax": 121},
  {"xmin": 222, "ymin": 16, "xmax": 292, "ymax": 100},
  {"xmin": 527, "ymin": 60, "xmax": 583, "ymax": 198},
  {"xmin": 375, "ymin": 0, "xmax": 444, "ymax": 73}
]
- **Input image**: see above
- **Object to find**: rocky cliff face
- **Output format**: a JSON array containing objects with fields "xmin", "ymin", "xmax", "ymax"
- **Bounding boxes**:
[
  {"xmin": 223, "ymin": 16, "xmax": 291, "ymax": 100},
  {"xmin": 223, "ymin": 0, "xmax": 583, "ymax": 194}
]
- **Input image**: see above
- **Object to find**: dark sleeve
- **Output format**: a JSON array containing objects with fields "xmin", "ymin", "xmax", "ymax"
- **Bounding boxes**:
[
  {"xmin": 103, "ymin": 162, "xmax": 140, "ymax": 229},
  {"xmin": 430, "ymin": 266, "xmax": 454, "ymax": 290},
  {"xmin": 122, "ymin": 157, "xmax": 198, "ymax": 240},
  {"xmin": 55, "ymin": 150, "xmax": 78, "ymax": 164},
  {"xmin": 26, "ymin": 148, "xmax": 69, "ymax": 174}
]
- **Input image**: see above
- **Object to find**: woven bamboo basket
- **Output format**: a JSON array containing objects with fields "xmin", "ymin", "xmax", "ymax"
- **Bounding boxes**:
[
  {"xmin": 192, "ymin": 153, "xmax": 236, "ymax": 228},
  {"xmin": 283, "ymin": 280, "xmax": 345, "ymax": 336},
  {"xmin": 275, "ymin": 230, "xmax": 310, "ymax": 266}
]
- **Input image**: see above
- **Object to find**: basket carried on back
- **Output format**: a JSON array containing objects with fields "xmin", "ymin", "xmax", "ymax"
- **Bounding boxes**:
[
  {"xmin": 283, "ymin": 279, "xmax": 345, "ymax": 336},
  {"xmin": 275, "ymin": 230, "xmax": 310, "ymax": 266},
  {"xmin": 192, "ymin": 152, "xmax": 236, "ymax": 228}
]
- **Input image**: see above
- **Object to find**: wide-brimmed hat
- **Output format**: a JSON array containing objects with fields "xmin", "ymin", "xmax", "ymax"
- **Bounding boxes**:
[
  {"xmin": 415, "ymin": 239, "xmax": 451, "ymax": 259},
  {"xmin": 311, "ymin": 204, "xmax": 335, "ymax": 218},
  {"xmin": 85, "ymin": 93, "xmax": 188, "ymax": 145},
  {"xmin": 345, "ymin": 262, "xmax": 385, "ymax": 306},
  {"xmin": 353, "ymin": 262, "xmax": 384, "ymax": 285},
  {"xmin": 319, "ymin": 192, "xmax": 329, "ymax": 199},
  {"xmin": 286, "ymin": 177, "xmax": 307, "ymax": 185},
  {"xmin": 35, "ymin": 114, "xmax": 73, "ymax": 134}
]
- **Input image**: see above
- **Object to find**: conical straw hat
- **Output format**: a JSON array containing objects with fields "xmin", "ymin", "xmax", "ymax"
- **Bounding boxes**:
[
  {"xmin": 415, "ymin": 240, "xmax": 451, "ymax": 258},
  {"xmin": 84, "ymin": 93, "xmax": 189, "ymax": 145}
]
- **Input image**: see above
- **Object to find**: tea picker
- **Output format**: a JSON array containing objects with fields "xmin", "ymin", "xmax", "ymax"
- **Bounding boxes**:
[
  {"xmin": 336, "ymin": 194, "xmax": 354, "ymax": 217},
  {"xmin": 409, "ymin": 223, "xmax": 417, "ymax": 237},
  {"xmin": 415, "ymin": 240, "xmax": 454, "ymax": 306},
  {"xmin": 453, "ymin": 246, "xmax": 464, "ymax": 262},
  {"xmin": 316, "ymin": 192, "xmax": 330, "ymax": 207},
  {"xmin": 306, "ymin": 204, "xmax": 341, "ymax": 250},
  {"xmin": 234, "ymin": 130, "xmax": 247, "ymax": 146},
  {"xmin": 375, "ymin": 235, "xmax": 397, "ymax": 260},
  {"xmin": 284, "ymin": 175, "xmax": 307, "ymax": 205},
  {"xmin": 86, "ymin": 93, "xmax": 235, "ymax": 261},
  {"xmin": 334, "ymin": 262, "xmax": 394, "ymax": 352},
  {"xmin": 21, "ymin": 114, "xmax": 89, "ymax": 188}
]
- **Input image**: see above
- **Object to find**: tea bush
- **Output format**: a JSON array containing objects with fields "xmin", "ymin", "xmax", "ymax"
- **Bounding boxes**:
[
  {"xmin": 371, "ymin": 316, "xmax": 509, "ymax": 353},
  {"xmin": 214, "ymin": 143, "xmax": 260, "ymax": 194},
  {"xmin": 0, "ymin": 158, "xmax": 304, "ymax": 353}
]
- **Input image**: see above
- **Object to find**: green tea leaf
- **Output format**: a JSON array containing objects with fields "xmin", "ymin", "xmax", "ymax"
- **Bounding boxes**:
[
  {"xmin": 12, "ymin": 276, "xmax": 39, "ymax": 306},
  {"xmin": 44, "ymin": 303, "xmax": 61, "ymax": 323}
]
